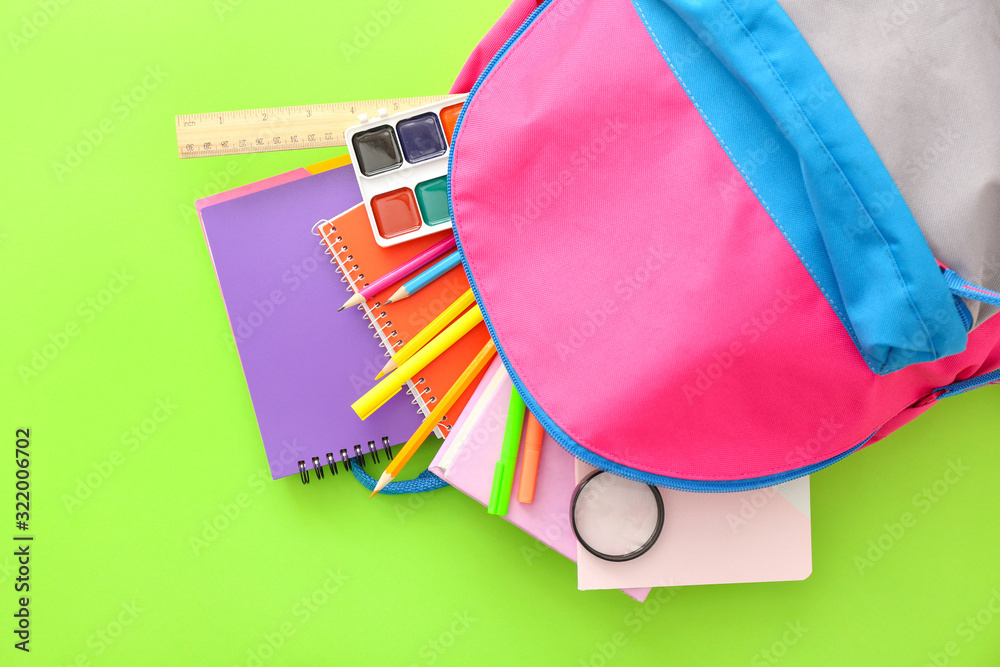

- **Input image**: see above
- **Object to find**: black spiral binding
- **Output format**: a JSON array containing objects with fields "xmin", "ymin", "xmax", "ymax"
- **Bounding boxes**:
[
  {"xmin": 309, "ymin": 217, "xmax": 454, "ymax": 474},
  {"xmin": 313, "ymin": 217, "xmax": 406, "ymax": 356},
  {"xmin": 298, "ymin": 436, "xmax": 395, "ymax": 485},
  {"xmin": 313, "ymin": 215, "xmax": 442, "ymax": 404}
]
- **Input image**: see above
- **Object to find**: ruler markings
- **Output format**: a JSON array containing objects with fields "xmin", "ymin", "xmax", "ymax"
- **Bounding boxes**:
[{"xmin": 175, "ymin": 95, "xmax": 456, "ymax": 158}]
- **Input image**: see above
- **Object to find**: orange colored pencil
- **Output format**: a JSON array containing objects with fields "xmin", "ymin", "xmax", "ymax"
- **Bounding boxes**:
[{"xmin": 370, "ymin": 339, "xmax": 497, "ymax": 497}]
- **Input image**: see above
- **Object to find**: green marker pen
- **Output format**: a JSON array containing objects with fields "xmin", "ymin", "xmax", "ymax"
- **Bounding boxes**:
[{"xmin": 488, "ymin": 384, "xmax": 526, "ymax": 516}]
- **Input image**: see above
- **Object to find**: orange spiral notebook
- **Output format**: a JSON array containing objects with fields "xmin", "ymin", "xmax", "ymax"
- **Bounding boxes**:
[{"xmin": 315, "ymin": 204, "xmax": 491, "ymax": 436}]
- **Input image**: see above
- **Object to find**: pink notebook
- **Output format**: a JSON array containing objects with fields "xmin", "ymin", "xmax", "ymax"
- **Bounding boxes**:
[
  {"xmin": 574, "ymin": 461, "xmax": 812, "ymax": 590},
  {"xmin": 430, "ymin": 358, "xmax": 811, "ymax": 597},
  {"xmin": 429, "ymin": 358, "xmax": 650, "ymax": 602}
]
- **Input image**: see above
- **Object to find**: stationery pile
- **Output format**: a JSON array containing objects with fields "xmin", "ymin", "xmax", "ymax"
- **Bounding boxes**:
[
  {"xmin": 197, "ymin": 103, "xmax": 812, "ymax": 596},
  {"xmin": 183, "ymin": 0, "xmax": 1000, "ymax": 601}
]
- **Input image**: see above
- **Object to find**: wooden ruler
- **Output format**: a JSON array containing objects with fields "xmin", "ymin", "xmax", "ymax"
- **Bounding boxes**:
[{"xmin": 175, "ymin": 95, "xmax": 454, "ymax": 158}]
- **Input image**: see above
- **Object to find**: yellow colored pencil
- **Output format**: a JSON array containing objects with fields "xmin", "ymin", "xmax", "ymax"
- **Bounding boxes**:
[
  {"xmin": 371, "ymin": 339, "xmax": 497, "ymax": 497},
  {"xmin": 375, "ymin": 288, "xmax": 476, "ymax": 379},
  {"xmin": 352, "ymin": 305, "xmax": 483, "ymax": 420}
]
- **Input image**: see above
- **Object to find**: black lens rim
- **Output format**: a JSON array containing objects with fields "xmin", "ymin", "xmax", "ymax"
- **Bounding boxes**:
[{"xmin": 570, "ymin": 470, "xmax": 665, "ymax": 563}]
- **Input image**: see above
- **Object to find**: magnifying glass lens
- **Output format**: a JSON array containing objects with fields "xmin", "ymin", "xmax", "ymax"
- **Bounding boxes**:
[{"xmin": 571, "ymin": 471, "xmax": 664, "ymax": 562}]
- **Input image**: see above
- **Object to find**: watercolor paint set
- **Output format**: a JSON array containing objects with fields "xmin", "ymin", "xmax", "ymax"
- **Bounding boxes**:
[{"xmin": 345, "ymin": 95, "xmax": 467, "ymax": 247}]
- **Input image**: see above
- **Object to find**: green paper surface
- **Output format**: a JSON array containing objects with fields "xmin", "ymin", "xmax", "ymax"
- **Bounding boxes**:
[{"xmin": 2, "ymin": 0, "xmax": 999, "ymax": 664}]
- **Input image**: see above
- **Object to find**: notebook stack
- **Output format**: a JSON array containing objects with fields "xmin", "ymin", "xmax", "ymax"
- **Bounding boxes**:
[{"xmin": 198, "ymin": 154, "xmax": 813, "ymax": 596}]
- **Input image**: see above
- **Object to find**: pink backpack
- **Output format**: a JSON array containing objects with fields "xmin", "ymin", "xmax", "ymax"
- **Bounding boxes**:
[{"xmin": 444, "ymin": 0, "xmax": 1000, "ymax": 490}]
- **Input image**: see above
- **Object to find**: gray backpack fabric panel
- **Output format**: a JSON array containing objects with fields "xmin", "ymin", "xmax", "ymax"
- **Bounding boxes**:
[{"xmin": 777, "ymin": 0, "xmax": 1000, "ymax": 327}]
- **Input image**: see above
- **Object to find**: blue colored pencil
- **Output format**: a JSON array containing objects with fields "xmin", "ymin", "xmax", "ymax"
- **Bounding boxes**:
[{"xmin": 384, "ymin": 251, "xmax": 462, "ymax": 304}]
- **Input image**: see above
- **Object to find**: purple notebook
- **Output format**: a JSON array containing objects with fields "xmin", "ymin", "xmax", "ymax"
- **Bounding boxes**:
[{"xmin": 199, "ymin": 165, "xmax": 422, "ymax": 480}]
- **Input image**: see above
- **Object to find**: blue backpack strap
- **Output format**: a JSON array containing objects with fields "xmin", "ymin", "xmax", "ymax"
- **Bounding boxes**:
[
  {"xmin": 350, "ymin": 464, "xmax": 449, "ymax": 494},
  {"xmin": 929, "ymin": 270, "xmax": 1000, "ymax": 400},
  {"xmin": 934, "ymin": 367, "xmax": 1000, "ymax": 400},
  {"xmin": 943, "ymin": 268, "xmax": 1000, "ymax": 307}
]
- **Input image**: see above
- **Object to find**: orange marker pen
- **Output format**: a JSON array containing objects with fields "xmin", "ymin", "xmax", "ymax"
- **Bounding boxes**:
[{"xmin": 517, "ymin": 412, "xmax": 545, "ymax": 504}]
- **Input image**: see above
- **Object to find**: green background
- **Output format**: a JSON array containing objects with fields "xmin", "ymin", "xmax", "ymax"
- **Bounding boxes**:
[{"xmin": 2, "ymin": 0, "xmax": 999, "ymax": 664}]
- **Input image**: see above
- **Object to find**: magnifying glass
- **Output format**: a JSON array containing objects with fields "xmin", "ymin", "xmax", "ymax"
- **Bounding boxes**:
[{"xmin": 570, "ymin": 470, "xmax": 665, "ymax": 562}]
